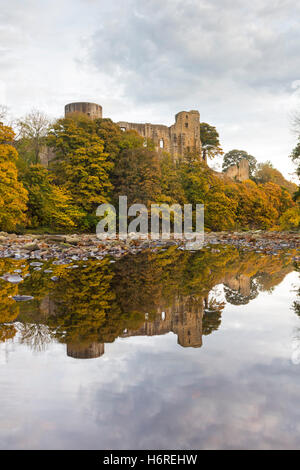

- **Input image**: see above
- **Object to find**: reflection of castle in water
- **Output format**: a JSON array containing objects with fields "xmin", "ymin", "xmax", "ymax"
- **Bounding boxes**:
[
  {"xmin": 121, "ymin": 296, "xmax": 203, "ymax": 348},
  {"xmin": 67, "ymin": 342, "xmax": 105, "ymax": 359},
  {"xmin": 66, "ymin": 295, "xmax": 205, "ymax": 359},
  {"xmin": 5, "ymin": 247, "xmax": 294, "ymax": 360},
  {"xmin": 65, "ymin": 274, "xmax": 258, "ymax": 359}
]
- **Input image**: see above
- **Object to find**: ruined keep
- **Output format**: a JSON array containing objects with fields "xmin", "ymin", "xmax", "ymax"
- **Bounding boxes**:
[
  {"xmin": 62, "ymin": 101, "xmax": 249, "ymax": 181},
  {"xmin": 118, "ymin": 110, "xmax": 202, "ymax": 161}
]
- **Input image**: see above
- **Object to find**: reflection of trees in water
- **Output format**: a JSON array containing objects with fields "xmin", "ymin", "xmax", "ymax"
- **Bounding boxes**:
[
  {"xmin": 294, "ymin": 300, "xmax": 300, "ymax": 316},
  {"xmin": 224, "ymin": 280, "xmax": 258, "ymax": 305},
  {"xmin": 290, "ymin": 263, "xmax": 300, "ymax": 365},
  {"xmin": 18, "ymin": 323, "xmax": 54, "ymax": 352},
  {"xmin": 292, "ymin": 263, "xmax": 300, "ymax": 317},
  {"xmin": 291, "ymin": 324, "xmax": 300, "ymax": 365},
  {"xmin": 203, "ymin": 295, "xmax": 226, "ymax": 335},
  {"xmin": 0, "ymin": 324, "xmax": 17, "ymax": 343},
  {"xmin": 0, "ymin": 246, "xmax": 296, "ymax": 355}
]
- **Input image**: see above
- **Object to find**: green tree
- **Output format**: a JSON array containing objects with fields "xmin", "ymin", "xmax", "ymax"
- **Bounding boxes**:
[
  {"xmin": 200, "ymin": 122, "xmax": 223, "ymax": 162},
  {"xmin": 223, "ymin": 149, "xmax": 257, "ymax": 178}
]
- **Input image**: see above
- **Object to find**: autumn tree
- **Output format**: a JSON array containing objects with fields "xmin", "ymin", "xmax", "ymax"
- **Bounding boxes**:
[
  {"xmin": 0, "ymin": 123, "xmax": 28, "ymax": 231},
  {"xmin": 223, "ymin": 149, "xmax": 257, "ymax": 178},
  {"xmin": 113, "ymin": 147, "xmax": 162, "ymax": 207},
  {"xmin": 22, "ymin": 164, "xmax": 82, "ymax": 230},
  {"xmin": 290, "ymin": 138, "xmax": 300, "ymax": 201},
  {"xmin": 279, "ymin": 207, "xmax": 300, "ymax": 230},
  {"xmin": 91, "ymin": 118, "xmax": 147, "ymax": 162},
  {"xmin": 255, "ymin": 161, "xmax": 297, "ymax": 195},
  {"xmin": 200, "ymin": 122, "xmax": 223, "ymax": 162},
  {"xmin": 94, "ymin": 118, "xmax": 124, "ymax": 162},
  {"xmin": 225, "ymin": 180, "xmax": 278, "ymax": 229},
  {"xmin": 48, "ymin": 114, "xmax": 113, "ymax": 229},
  {"xmin": 159, "ymin": 153, "xmax": 186, "ymax": 205},
  {"xmin": 181, "ymin": 159, "xmax": 237, "ymax": 230},
  {"xmin": 260, "ymin": 181, "xmax": 294, "ymax": 216}
]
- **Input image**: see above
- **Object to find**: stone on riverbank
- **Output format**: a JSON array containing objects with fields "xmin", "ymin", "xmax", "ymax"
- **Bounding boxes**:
[{"xmin": 0, "ymin": 231, "xmax": 297, "ymax": 262}]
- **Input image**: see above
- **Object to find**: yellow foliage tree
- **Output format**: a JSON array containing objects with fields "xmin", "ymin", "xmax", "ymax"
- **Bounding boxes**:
[
  {"xmin": 280, "ymin": 206, "xmax": 300, "ymax": 230},
  {"xmin": 0, "ymin": 123, "xmax": 28, "ymax": 231}
]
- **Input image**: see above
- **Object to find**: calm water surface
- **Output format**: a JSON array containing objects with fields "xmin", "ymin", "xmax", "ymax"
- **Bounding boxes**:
[{"xmin": 0, "ymin": 245, "xmax": 299, "ymax": 450}]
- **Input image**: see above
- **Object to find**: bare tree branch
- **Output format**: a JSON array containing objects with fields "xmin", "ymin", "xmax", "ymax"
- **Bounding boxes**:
[{"xmin": 16, "ymin": 109, "xmax": 51, "ymax": 164}]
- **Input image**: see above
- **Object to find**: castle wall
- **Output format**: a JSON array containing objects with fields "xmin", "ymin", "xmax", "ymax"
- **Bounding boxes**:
[
  {"xmin": 118, "ymin": 110, "xmax": 201, "ymax": 160},
  {"xmin": 223, "ymin": 158, "xmax": 249, "ymax": 182},
  {"xmin": 121, "ymin": 294, "xmax": 204, "ymax": 348},
  {"xmin": 39, "ymin": 145, "xmax": 56, "ymax": 167},
  {"xmin": 118, "ymin": 121, "xmax": 172, "ymax": 154}
]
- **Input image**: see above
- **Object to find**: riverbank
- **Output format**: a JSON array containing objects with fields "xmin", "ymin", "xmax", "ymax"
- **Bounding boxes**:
[{"xmin": 0, "ymin": 231, "xmax": 298, "ymax": 263}]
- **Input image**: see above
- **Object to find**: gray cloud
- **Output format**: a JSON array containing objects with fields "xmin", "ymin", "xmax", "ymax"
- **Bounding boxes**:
[
  {"xmin": 0, "ymin": 0, "xmax": 299, "ymax": 177},
  {"xmin": 89, "ymin": 0, "xmax": 300, "ymax": 102}
]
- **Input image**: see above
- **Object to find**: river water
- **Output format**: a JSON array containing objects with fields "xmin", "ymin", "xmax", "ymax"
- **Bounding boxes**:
[{"xmin": 0, "ymin": 245, "xmax": 299, "ymax": 449}]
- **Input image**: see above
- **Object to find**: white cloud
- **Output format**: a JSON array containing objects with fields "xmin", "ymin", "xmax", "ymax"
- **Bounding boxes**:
[{"xmin": 0, "ymin": 0, "xmax": 299, "ymax": 178}]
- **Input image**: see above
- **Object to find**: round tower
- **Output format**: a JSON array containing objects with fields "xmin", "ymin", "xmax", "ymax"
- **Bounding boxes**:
[{"xmin": 65, "ymin": 102, "xmax": 102, "ymax": 119}]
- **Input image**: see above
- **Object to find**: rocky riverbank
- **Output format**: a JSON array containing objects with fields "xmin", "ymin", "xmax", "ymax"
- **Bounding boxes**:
[{"xmin": 0, "ymin": 231, "xmax": 298, "ymax": 263}]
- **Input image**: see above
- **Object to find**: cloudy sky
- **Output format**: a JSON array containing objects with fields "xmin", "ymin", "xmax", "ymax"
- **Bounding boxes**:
[{"xmin": 1, "ymin": 0, "xmax": 300, "ymax": 178}]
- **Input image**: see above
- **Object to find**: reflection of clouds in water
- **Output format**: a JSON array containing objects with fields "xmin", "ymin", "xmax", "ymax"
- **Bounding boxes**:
[
  {"xmin": 83, "ymin": 346, "xmax": 300, "ymax": 450},
  {"xmin": 0, "ymin": 258, "xmax": 298, "ymax": 449},
  {"xmin": 291, "ymin": 330, "xmax": 300, "ymax": 365},
  {"xmin": 0, "ymin": 314, "xmax": 300, "ymax": 449}
]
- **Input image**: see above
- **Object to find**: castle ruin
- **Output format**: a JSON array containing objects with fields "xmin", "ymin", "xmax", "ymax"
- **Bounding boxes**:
[
  {"xmin": 118, "ymin": 110, "xmax": 202, "ymax": 161},
  {"xmin": 63, "ymin": 101, "xmax": 249, "ymax": 181}
]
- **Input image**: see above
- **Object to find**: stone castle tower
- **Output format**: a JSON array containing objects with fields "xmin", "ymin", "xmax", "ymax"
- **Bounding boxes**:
[
  {"xmin": 63, "ymin": 101, "xmax": 249, "ymax": 180},
  {"xmin": 65, "ymin": 102, "xmax": 103, "ymax": 119},
  {"xmin": 65, "ymin": 102, "xmax": 202, "ymax": 161},
  {"xmin": 118, "ymin": 110, "xmax": 201, "ymax": 160}
]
